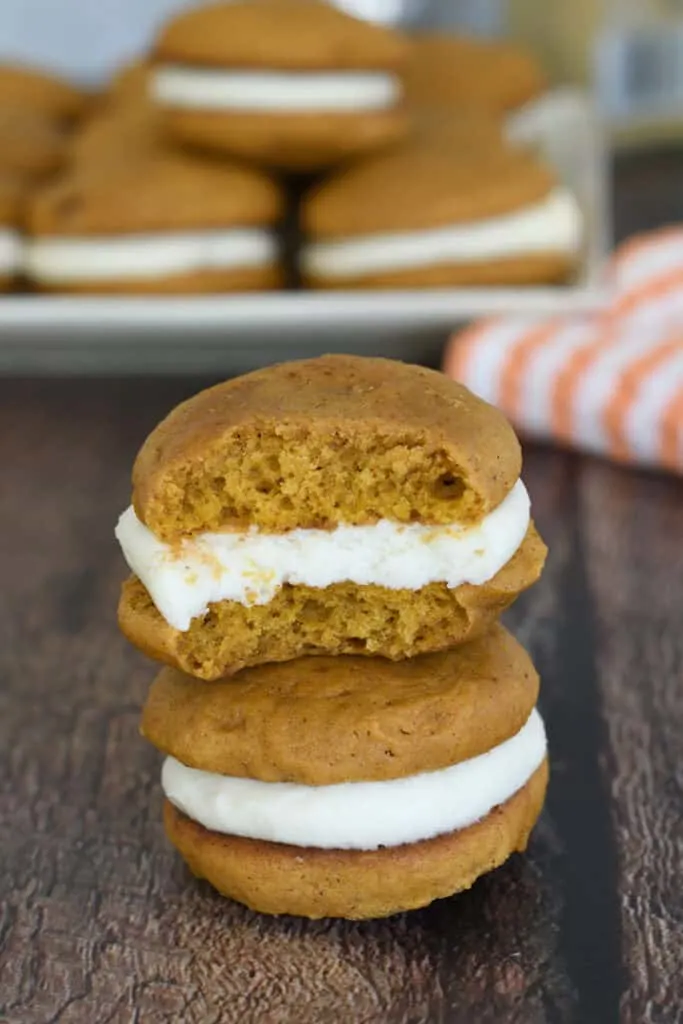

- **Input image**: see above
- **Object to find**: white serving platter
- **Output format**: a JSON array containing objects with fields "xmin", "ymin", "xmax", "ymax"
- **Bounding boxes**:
[{"xmin": 0, "ymin": 88, "xmax": 610, "ymax": 374}]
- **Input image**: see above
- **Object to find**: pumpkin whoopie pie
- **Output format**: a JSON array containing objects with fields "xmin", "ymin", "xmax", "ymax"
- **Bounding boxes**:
[
  {"xmin": 116, "ymin": 355, "xmax": 546, "ymax": 679},
  {"xmin": 26, "ymin": 148, "xmax": 284, "ymax": 293},
  {"xmin": 144, "ymin": 624, "xmax": 548, "ymax": 919},
  {"xmin": 149, "ymin": 0, "xmax": 410, "ymax": 171},
  {"xmin": 301, "ymin": 124, "xmax": 582, "ymax": 289}
]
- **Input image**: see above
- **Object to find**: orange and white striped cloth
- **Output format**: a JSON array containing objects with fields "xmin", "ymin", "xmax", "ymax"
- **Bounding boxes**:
[{"xmin": 444, "ymin": 227, "xmax": 683, "ymax": 472}]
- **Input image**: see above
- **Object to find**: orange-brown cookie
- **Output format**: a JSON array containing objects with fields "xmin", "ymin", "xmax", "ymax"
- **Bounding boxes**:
[
  {"xmin": 25, "ymin": 150, "xmax": 284, "ymax": 293},
  {"xmin": 150, "ymin": 0, "xmax": 410, "ymax": 171},
  {"xmin": 68, "ymin": 105, "xmax": 159, "ymax": 170},
  {"xmin": 130, "ymin": 355, "xmax": 522, "ymax": 538},
  {"xmin": 34, "ymin": 265, "xmax": 281, "ymax": 295},
  {"xmin": 142, "ymin": 623, "xmax": 539, "ymax": 784},
  {"xmin": 301, "ymin": 136, "xmax": 582, "ymax": 289},
  {"xmin": 0, "ymin": 105, "xmax": 67, "ymax": 181},
  {"xmin": 163, "ymin": 760, "xmax": 548, "ymax": 918},
  {"xmin": 0, "ymin": 63, "xmax": 87, "ymax": 124},
  {"xmin": 107, "ymin": 58, "xmax": 152, "ymax": 108},
  {"xmin": 0, "ymin": 175, "xmax": 24, "ymax": 226},
  {"xmin": 403, "ymin": 33, "xmax": 546, "ymax": 115}
]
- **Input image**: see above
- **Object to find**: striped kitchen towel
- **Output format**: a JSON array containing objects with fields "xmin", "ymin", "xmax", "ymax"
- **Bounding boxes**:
[{"xmin": 444, "ymin": 226, "xmax": 683, "ymax": 472}]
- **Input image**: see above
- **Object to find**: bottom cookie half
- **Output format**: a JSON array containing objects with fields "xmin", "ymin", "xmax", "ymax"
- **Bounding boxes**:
[
  {"xmin": 161, "ymin": 108, "xmax": 409, "ymax": 173},
  {"xmin": 305, "ymin": 253, "xmax": 574, "ymax": 290},
  {"xmin": 31, "ymin": 264, "xmax": 283, "ymax": 295},
  {"xmin": 119, "ymin": 524, "xmax": 546, "ymax": 679},
  {"xmin": 163, "ymin": 758, "xmax": 548, "ymax": 919}
]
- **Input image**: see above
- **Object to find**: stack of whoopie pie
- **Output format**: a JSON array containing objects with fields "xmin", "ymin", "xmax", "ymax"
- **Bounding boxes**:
[{"xmin": 115, "ymin": 354, "xmax": 549, "ymax": 919}]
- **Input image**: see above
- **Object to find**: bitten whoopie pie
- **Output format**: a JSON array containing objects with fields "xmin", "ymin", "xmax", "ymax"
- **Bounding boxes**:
[{"xmin": 116, "ymin": 355, "xmax": 546, "ymax": 679}]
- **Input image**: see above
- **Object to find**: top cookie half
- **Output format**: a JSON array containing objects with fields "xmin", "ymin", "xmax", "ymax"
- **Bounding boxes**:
[
  {"xmin": 132, "ymin": 354, "xmax": 521, "ymax": 540},
  {"xmin": 152, "ymin": 0, "xmax": 408, "ymax": 72}
]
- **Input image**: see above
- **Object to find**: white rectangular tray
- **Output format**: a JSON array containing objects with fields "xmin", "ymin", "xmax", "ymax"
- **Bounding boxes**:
[{"xmin": 0, "ymin": 88, "xmax": 609, "ymax": 374}]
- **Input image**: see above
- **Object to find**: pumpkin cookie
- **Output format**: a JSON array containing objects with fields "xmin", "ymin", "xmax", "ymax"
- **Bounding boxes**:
[
  {"xmin": 26, "ymin": 149, "xmax": 284, "ymax": 293},
  {"xmin": 144, "ymin": 626, "xmax": 548, "ymax": 918},
  {"xmin": 116, "ymin": 355, "xmax": 546, "ymax": 678},
  {"xmin": 68, "ymin": 104, "xmax": 159, "ymax": 170},
  {"xmin": 301, "ymin": 134, "xmax": 582, "ymax": 289},
  {"xmin": 404, "ymin": 33, "xmax": 546, "ymax": 116},
  {"xmin": 150, "ymin": 0, "xmax": 410, "ymax": 171},
  {"xmin": 0, "ymin": 105, "xmax": 67, "ymax": 181},
  {"xmin": 0, "ymin": 63, "xmax": 87, "ymax": 125},
  {"xmin": 107, "ymin": 58, "xmax": 152, "ymax": 108},
  {"xmin": 143, "ymin": 623, "xmax": 539, "ymax": 784}
]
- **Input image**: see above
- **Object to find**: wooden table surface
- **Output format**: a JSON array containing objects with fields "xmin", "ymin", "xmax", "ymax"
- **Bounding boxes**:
[{"xmin": 2, "ymin": 152, "xmax": 683, "ymax": 1024}]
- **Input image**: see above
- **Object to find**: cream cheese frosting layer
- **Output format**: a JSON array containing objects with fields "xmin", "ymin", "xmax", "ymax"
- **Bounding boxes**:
[
  {"xmin": 115, "ymin": 478, "xmax": 530, "ymax": 631},
  {"xmin": 303, "ymin": 187, "xmax": 582, "ymax": 279},
  {"xmin": 25, "ymin": 229, "xmax": 278, "ymax": 283},
  {"xmin": 153, "ymin": 66, "xmax": 400, "ymax": 113},
  {"xmin": 0, "ymin": 228, "xmax": 23, "ymax": 274},
  {"xmin": 162, "ymin": 708, "xmax": 547, "ymax": 850}
]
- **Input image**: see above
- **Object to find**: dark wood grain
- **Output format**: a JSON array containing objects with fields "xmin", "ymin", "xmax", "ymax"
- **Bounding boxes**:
[
  {"xmin": 579, "ymin": 463, "xmax": 683, "ymax": 1023},
  {"xmin": 2, "ymin": 377, "xmax": 678, "ymax": 1024}
]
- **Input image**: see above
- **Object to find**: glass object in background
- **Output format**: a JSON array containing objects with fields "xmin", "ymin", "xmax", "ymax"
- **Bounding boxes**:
[
  {"xmin": 332, "ymin": 0, "xmax": 428, "ymax": 27},
  {"xmin": 337, "ymin": 0, "xmax": 504, "ymax": 31},
  {"xmin": 508, "ymin": 0, "xmax": 683, "ymax": 145},
  {"xmin": 413, "ymin": 0, "xmax": 503, "ymax": 33}
]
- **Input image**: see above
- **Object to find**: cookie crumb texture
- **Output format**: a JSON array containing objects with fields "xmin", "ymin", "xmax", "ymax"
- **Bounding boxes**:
[
  {"xmin": 132, "ymin": 356, "xmax": 521, "ymax": 539},
  {"xmin": 119, "ymin": 525, "xmax": 546, "ymax": 678},
  {"xmin": 163, "ymin": 759, "xmax": 549, "ymax": 919}
]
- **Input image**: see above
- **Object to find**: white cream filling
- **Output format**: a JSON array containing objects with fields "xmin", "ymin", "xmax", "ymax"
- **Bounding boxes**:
[
  {"xmin": 115, "ymin": 479, "xmax": 530, "ymax": 632},
  {"xmin": 24, "ymin": 229, "xmax": 277, "ymax": 283},
  {"xmin": 303, "ymin": 187, "xmax": 582, "ymax": 279},
  {"xmin": 152, "ymin": 66, "xmax": 400, "ymax": 113},
  {"xmin": 162, "ymin": 707, "xmax": 546, "ymax": 850},
  {"xmin": 0, "ymin": 228, "xmax": 23, "ymax": 274}
]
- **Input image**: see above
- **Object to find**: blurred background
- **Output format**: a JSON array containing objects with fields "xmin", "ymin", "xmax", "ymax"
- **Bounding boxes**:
[
  {"xmin": 3, "ymin": 0, "xmax": 683, "ymax": 129},
  {"xmin": 1, "ymin": 0, "xmax": 683, "ymax": 475}
]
